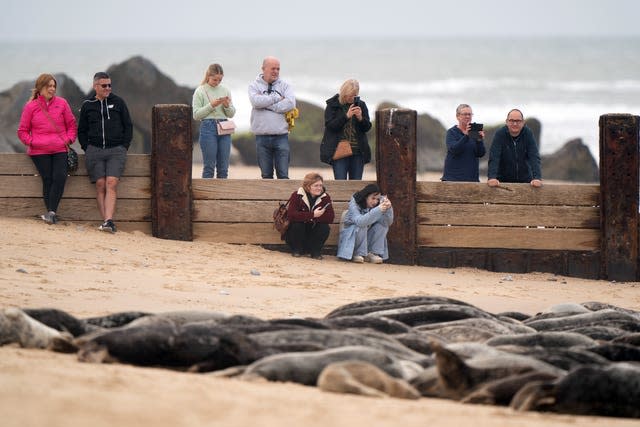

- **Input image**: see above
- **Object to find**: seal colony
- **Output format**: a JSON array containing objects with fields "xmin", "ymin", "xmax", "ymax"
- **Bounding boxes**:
[{"xmin": 2, "ymin": 295, "xmax": 639, "ymax": 419}]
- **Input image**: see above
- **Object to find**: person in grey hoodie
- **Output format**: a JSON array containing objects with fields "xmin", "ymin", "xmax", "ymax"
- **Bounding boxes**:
[{"xmin": 248, "ymin": 56, "xmax": 296, "ymax": 179}]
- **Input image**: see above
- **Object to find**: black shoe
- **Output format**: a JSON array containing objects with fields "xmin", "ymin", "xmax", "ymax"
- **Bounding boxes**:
[
  {"xmin": 311, "ymin": 254, "xmax": 323, "ymax": 260},
  {"xmin": 99, "ymin": 219, "xmax": 117, "ymax": 233}
]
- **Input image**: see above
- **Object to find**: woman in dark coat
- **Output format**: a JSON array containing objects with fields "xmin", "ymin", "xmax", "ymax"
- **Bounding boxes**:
[
  {"xmin": 285, "ymin": 172, "xmax": 335, "ymax": 259},
  {"xmin": 320, "ymin": 79, "xmax": 372, "ymax": 180}
]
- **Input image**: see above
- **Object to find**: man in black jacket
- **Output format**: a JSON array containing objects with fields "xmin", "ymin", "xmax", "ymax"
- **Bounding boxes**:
[
  {"xmin": 78, "ymin": 72, "xmax": 133, "ymax": 233},
  {"xmin": 487, "ymin": 109, "xmax": 542, "ymax": 188}
]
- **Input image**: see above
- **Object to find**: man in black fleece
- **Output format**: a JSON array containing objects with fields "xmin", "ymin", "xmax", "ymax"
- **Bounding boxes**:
[
  {"xmin": 78, "ymin": 72, "xmax": 133, "ymax": 233},
  {"xmin": 487, "ymin": 108, "xmax": 542, "ymax": 188}
]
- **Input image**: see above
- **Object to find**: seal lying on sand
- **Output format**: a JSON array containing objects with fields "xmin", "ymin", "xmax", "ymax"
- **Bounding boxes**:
[
  {"xmin": 241, "ymin": 345, "xmax": 423, "ymax": 385},
  {"xmin": 511, "ymin": 363, "xmax": 640, "ymax": 418},
  {"xmin": 317, "ymin": 360, "xmax": 420, "ymax": 399},
  {"xmin": 0, "ymin": 308, "xmax": 75, "ymax": 352},
  {"xmin": 76, "ymin": 317, "xmax": 259, "ymax": 370}
]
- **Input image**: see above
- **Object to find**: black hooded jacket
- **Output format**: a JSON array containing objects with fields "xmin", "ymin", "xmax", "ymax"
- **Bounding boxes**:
[
  {"xmin": 78, "ymin": 93, "xmax": 133, "ymax": 151},
  {"xmin": 320, "ymin": 94, "xmax": 372, "ymax": 164}
]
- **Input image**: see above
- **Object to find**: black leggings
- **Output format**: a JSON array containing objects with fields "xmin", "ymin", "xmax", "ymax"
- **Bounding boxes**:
[
  {"xmin": 30, "ymin": 152, "xmax": 68, "ymax": 213},
  {"xmin": 285, "ymin": 222, "xmax": 330, "ymax": 257}
]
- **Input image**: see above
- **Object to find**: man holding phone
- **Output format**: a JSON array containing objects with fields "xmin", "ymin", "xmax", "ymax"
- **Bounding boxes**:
[{"xmin": 441, "ymin": 103, "xmax": 486, "ymax": 182}]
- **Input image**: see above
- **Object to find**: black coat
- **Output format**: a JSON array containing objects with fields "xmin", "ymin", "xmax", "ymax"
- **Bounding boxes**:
[{"xmin": 320, "ymin": 94, "xmax": 372, "ymax": 165}]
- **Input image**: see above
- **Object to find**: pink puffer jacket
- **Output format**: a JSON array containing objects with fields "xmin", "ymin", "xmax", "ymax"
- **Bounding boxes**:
[{"xmin": 17, "ymin": 95, "xmax": 77, "ymax": 156}]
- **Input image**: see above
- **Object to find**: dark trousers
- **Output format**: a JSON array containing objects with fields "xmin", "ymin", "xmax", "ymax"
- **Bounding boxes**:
[
  {"xmin": 30, "ymin": 152, "xmax": 68, "ymax": 212},
  {"xmin": 285, "ymin": 222, "xmax": 330, "ymax": 256}
]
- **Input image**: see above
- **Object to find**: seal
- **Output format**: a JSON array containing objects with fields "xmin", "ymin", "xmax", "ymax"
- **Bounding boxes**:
[
  {"xmin": 241, "ymin": 345, "xmax": 421, "ymax": 385},
  {"xmin": 317, "ymin": 360, "xmax": 420, "ymax": 399}
]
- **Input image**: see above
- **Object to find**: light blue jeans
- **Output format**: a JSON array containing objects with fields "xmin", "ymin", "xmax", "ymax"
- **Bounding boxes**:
[
  {"xmin": 199, "ymin": 119, "xmax": 231, "ymax": 179},
  {"xmin": 255, "ymin": 134, "xmax": 289, "ymax": 179},
  {"xmin": 353, "ymin": 221, "xmax": 389, "ymax": 257}
]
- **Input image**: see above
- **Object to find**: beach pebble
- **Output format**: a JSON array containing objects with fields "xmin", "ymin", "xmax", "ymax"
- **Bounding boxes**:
[
  {"xmin": 250, "ymin": 269, "xmax": 261, "ymax": 276},
  {"xmin": 219, "ymin": 290, "xmax": 230, "ymax": 295},
  {"xmin": 16, "ymin": 268, "xmax": 28, "ymax": 274},
  {"xmin": 502, "ymin": 275, "xmax": 513, "ymax": 281}
]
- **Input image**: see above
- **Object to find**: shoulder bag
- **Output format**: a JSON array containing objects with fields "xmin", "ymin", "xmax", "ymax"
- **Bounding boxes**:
[
  {"xmin": 332, "ymin": 140, "xmax": 353, "ymax": 160},
  {"xmin": 273, "ymin": 200, "xmax": 290, "ymax": 237}
]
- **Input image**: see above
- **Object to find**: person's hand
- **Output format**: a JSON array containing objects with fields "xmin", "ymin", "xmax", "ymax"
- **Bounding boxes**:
[
  {"xmin": 478, "ymin": 130, "xmax": 485, "ymax": 140},
  {"xmin": 487, "ymin": 178, "xmax": 500, "ymax": 187},
  {"xmin": 379, "ymin": 197, "xmax": 392, "ymax": 212},
  {"xmin": 352, "ymin": 106, "xmax": 363, "ymax": 121},
  {"xmin": 220, "ymin": 96, "xmax": 231, "ymax": 108},
  {"xmin": 313, "ymin": 205, "xmax": 326, "ymax": 218},
  {"xmin": 531, "ymin": 179, "xmax": 543, "ymax": 188}
]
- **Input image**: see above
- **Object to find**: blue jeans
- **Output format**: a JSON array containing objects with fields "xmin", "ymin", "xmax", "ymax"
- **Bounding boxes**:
[
  {"xmin": 199, "ymin": 120, "xmax": 231, "ymax": 179},
  {"xmin": 332, "ymin": 154, "xmax": 364, "ymax": 180},
  {"xmin": 255, "ymin": 134, "xmax": 289, "ymax": 179}
]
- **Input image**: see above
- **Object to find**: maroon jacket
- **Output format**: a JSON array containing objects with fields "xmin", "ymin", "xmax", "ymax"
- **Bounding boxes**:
[{"xmin": 286, "ymin": 187, "xmax": 334, "ymax": 225}]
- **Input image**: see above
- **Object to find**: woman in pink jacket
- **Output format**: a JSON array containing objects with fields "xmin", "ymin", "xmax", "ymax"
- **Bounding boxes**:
[{"xmin": 17, "ymin": 73, "xmax": 77, "ymax": 224}]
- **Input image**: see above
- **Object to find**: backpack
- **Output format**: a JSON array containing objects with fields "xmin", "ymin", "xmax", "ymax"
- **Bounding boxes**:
[{"xmin": 273, "ymin": 200, "xmax": 290, "ymax": 238}]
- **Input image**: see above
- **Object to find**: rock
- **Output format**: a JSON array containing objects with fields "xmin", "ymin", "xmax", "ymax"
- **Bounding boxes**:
[
  {"xmin": 104, "ymin": 56, "xmax": 195, "ymax": 153},
  {"xmin": 541, "ymin": 138, "xmax": 599, "ymax": 182}
]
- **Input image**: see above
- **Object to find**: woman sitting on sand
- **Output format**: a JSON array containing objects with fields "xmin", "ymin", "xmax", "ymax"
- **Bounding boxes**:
[
  {"xmin": 284, "ymin": 172, "xmax": 335, "ymax": 260},
  {"xmin": 337, "ymin": 183, "xmax": 393, "ymax": 264}
]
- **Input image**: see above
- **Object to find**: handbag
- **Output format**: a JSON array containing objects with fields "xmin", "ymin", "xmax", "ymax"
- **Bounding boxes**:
[
  {"xmin": 273, "ymin": 200, "xmax": 290, "ymax": 237},
  {"xmin": 216, "ymin": 120, "xmax": 236, "ymax": 135},
  {"xmin": 67, "ymin": 146, "xmax": 79, "ymax": 173},
  {"xmin": 332, "ymin": 140, "xmax": 353, "ymax": 160}
]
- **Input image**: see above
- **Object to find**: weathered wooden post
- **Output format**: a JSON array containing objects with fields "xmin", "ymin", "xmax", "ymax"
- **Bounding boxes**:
[
  {"xmin": 599, "ymin": 114, "xmax": 640, "ymax": 281},
  {"xmin": 376, "ymin": 108, "xmax": 417, "ymax": 265},
  {"xmin": 151, "ymin": 104, "xmax": 193, "ymax": 241}
]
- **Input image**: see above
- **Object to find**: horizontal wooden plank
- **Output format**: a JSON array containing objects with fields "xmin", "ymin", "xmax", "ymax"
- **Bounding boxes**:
[
  {"xmin": 192, "ymin": 179, "xmax": 374, "ymax": 201},
  {"xmin": 418, "ymin": 225, "xmax": 599, "ymax": 251},
  {"xmin": 193, "ymin": 200, "xmax": 349, "ymax": 223},
  {"xmin": 0, "ymin": 198, "xmax": 150, "ymax": 221},
  {"xmin": 418, "ymin": 203, "xmax": 600, "ymax": 229},
  {"xmin": 0, "ymin": 153, "xmax": 150, "ymax": 176},
  {"xmin": 417, "ymin": 181, "xmax": 600, "ymax": 206},
  {"xmin": 0, "ymin": 176, "xmax": 151, "ymax": 198},
  {"xmin": 193, "ymin": 222, "xmax": 340, "ymax": 245}
]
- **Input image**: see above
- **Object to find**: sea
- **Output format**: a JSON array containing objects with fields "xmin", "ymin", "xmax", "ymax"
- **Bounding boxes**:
[{"xmin": 2, "ymin": 37, "xmax": 639, "ymax": 160}]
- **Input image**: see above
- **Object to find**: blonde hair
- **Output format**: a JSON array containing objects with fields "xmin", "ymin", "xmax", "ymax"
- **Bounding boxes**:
[
  {"xmin": 200, "ymin": 64, "xmax": 224, "ymax": 85},
  {"xmin": 302, "ymin": 172, "xmax": 324, "ymax": 193},
  {"xmin": 31, "ymin": 73, "xmax": 56, "ymax": 101},
  {"xmin": 338, "ymin": 79, "xmax": 359, "ymax": 104}
]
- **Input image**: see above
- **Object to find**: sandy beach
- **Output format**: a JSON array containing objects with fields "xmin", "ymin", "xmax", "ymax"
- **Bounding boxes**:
[{"xmin": 1, "ymin": 196, "xmax": 639, "ymax": 427}]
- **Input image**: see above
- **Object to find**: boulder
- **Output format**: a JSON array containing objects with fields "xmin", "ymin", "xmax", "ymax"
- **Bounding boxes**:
[
  {"xmin": 104, "ymin": 56, "xmax": 195, "ymax": 153},
  {"xmin": 541, "ymin": 138, "xmax": 598, "ymax": 182}
]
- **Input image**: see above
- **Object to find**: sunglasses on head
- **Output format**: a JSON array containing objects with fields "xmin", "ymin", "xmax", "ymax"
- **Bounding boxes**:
[{"xmin": 99, "ymin": 83, "xmax": 112, "ymax": 88}]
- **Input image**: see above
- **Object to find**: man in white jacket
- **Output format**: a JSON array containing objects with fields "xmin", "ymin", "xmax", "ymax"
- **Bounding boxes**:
[{"xmin": 248, "ymin": 56, "xmax": 296, "ymax": 179}]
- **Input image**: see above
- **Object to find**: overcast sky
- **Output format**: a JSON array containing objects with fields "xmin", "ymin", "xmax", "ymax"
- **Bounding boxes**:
[{"xmin": 3, "ymin": 0, "xmax": 640, "ymax": 40}]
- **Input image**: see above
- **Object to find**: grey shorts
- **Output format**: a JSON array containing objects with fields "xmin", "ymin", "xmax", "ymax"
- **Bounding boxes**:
[{"xmin": 85, "ymin": 145, "xmax": 128, "ymax": 183}]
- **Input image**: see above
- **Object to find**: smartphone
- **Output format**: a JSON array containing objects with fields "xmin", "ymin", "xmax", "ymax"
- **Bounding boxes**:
[{"xmin": 353, "ymin": 96, "xmax": 360, "ymax": 106}]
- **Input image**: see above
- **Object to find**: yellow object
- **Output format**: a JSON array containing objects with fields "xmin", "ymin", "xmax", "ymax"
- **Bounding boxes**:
[{"xmin": 285, "ymin": 108, "xmax": 299, "ymax": 131}]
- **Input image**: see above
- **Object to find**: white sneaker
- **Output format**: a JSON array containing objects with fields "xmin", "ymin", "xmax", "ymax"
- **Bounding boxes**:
[
  {"xmin": 351, "ymin": 255, "xmax": 365, "ymax": 263},
  {"xmin": 365, "ymin": 253, "xmax": 383, "ymax": 264}
]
